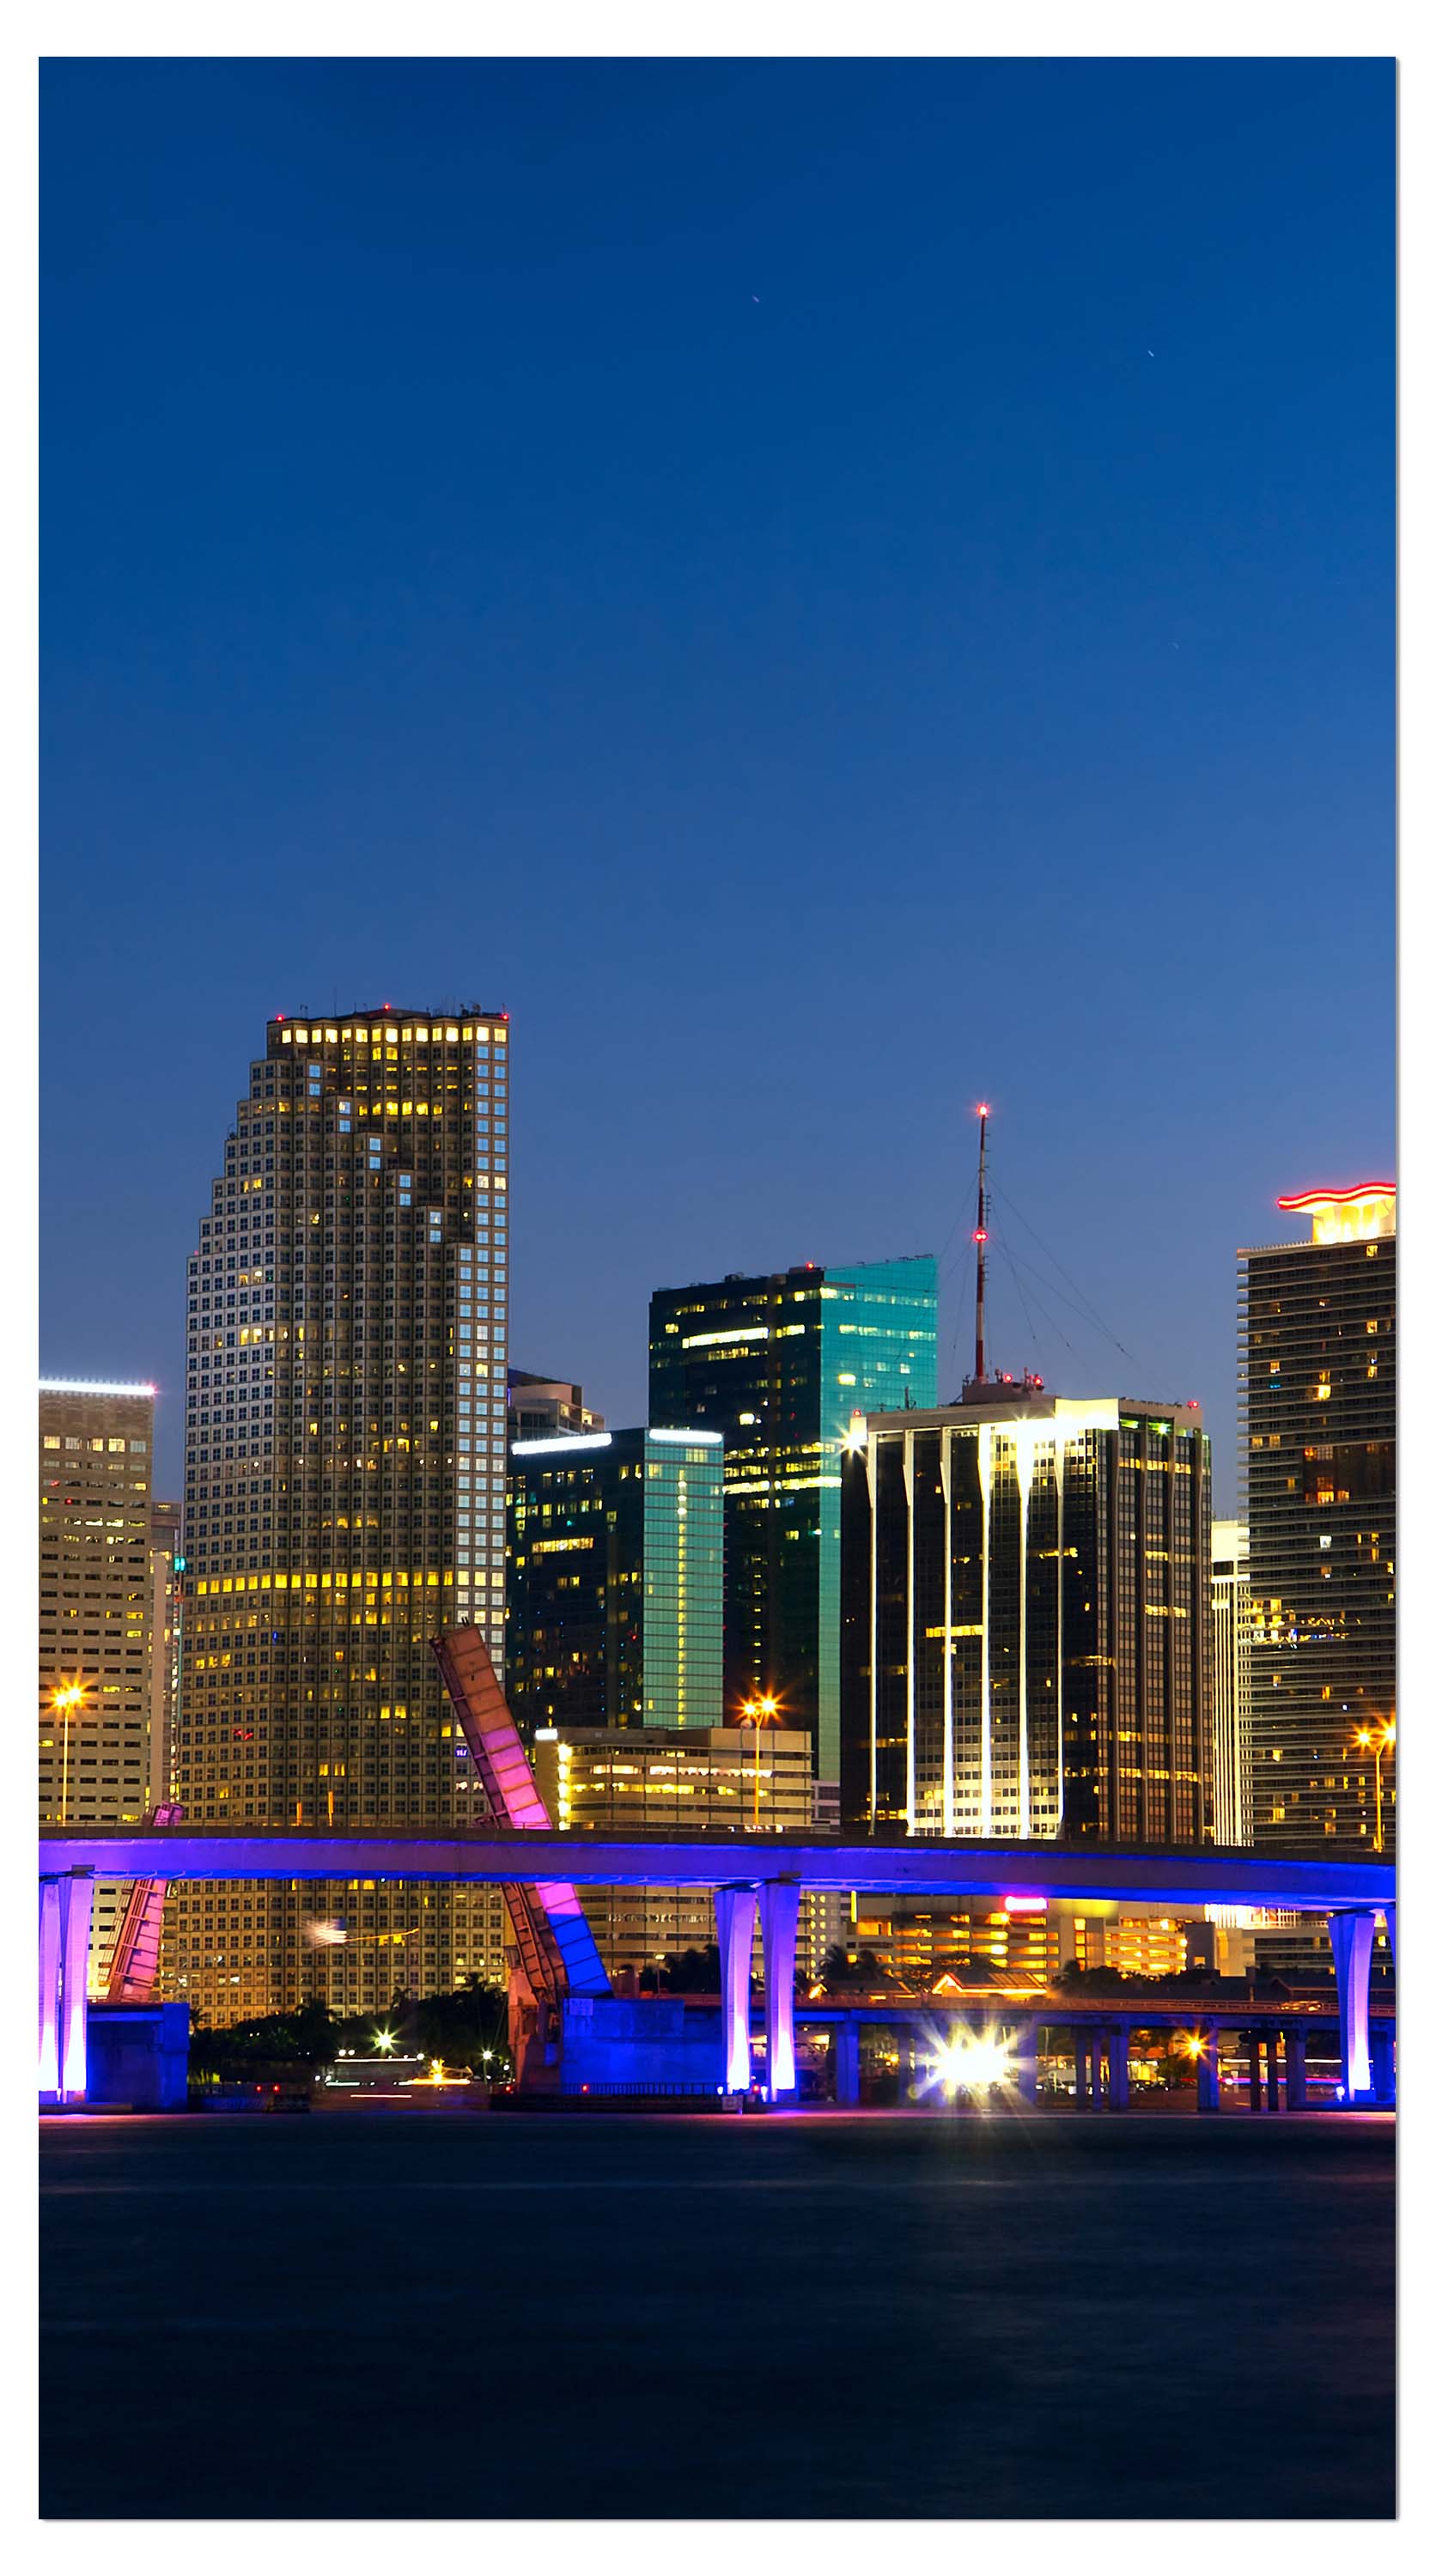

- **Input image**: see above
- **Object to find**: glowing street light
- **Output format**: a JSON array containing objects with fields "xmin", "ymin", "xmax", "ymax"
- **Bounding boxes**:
[
  {"xmin": 1351, "ymin": 1722, "xmax": 1396, "ymax": 1852},
  {"xmin": 926, "ymin": 2028, "xmax": 1013, "ymax": 2099},
  {"xmin": 51, "ymin": 1683, "xmax": 86, "ymax": 1826},
  {"xmin": 740, "ymin": 1694, "xmax": 782, "ymax": 1830}
]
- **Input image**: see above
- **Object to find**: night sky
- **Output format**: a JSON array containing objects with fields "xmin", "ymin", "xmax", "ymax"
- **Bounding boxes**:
[{"xmin": 40, "ymin": 58, "xmax": 1394, "ymax": 1508}]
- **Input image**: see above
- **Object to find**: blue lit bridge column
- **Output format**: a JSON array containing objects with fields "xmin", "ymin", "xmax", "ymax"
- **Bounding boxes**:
[
  {"xmin": 758, "ymin": 1878, "xmax": 800, "ymax": 2100},
  {"xmin": 715, "ymin": 1884, "xmax": 758, "ymax": 2094},
  {"xmin": 39, "ymin": 1869, "xmax": 94, "ymax": 2106},
  {"xmin": 1329, "ymin": 1909, "xmax": 1377, "ymax": 2103}
]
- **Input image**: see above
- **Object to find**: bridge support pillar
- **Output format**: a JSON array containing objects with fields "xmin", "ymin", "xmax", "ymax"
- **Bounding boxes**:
[
  {"xmin": 894, "ymin": 2026, "xmax": 916, "ymax": 2104},
  {"xmin": 38, "ymin": 1878, "xmax": 63, "ymax": 2098},
  {"xmin": 834, "ymin": 2021, "xmax": 861, "ymax": 2108},
  {"xmin": 40, "ymin": 1870, "xmax": 94, "ymax": 2105},
  {"xmin": 1285, "ymin": 2026, "xmax": 1308, "ymax": 2111},
  {"xmin": 1265, "ymin": 2031, "xmax": 1281, "ymax": 2114},
  {"xmin": 1073, "ymin": 2033, "xmax": 1090, "ymax": 2105},
  {"xmin": 1245, "ymin": 2033, "xmax": 1263, "ymax": 2112},
  {"xmin": 1329, "ymin": 1909, "xmax": 1376, "ymax": 2103},
  {"xmin": 715, "ymin": 1884, "xmax": 757, "ymax": 2094},
  {"xmin": 1104, "ymin": 2027, "xmax": 1129, "ymax": 2111},
  {"xmin": 758, "ymin": 1879, "xmax": 800, "ymax": 2101},
  {"xmin": 1369, "ymin": 2022, "xmax": 1396, "ymax": 2107},
  {"xmin": 1196, "ymin": 2026, "xmax": 1220, "ymax": 2114}
]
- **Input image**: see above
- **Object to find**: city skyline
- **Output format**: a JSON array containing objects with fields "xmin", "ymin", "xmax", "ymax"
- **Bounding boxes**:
[{"xmin": 40, "ymin": 58, "xmax": 1394, "ymax": 1512}]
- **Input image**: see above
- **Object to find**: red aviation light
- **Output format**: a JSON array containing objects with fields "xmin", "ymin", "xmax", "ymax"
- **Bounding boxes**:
[
  {"xmin": 976, "ymin": 1101, "xmax": 991, "ymax": 1117},
  {"xmin": 972, "ymin": 1227, "xmax": 989, "ymax": 1244}
]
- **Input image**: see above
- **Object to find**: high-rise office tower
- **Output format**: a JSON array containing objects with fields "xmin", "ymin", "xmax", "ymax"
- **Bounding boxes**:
[
  {"xmin": 171, "ymin": 1006, "xmax": 511, "ymax": 2022},
  {"xmin": 840, "ymin": 1387, "xmax": 1214, "ymax": 1843},
  {"xmin": 507, "ymin": 1428, "xmax": 724, "ymax": 1735},
  {"xmin": 1241, "ymin": 1184, "xmax": 1396, "ymax": 1850},
  {"xmin": 648, "ymin": 1258, "xmax": 939, "ymax": 1777},
  {"xmin": 39, "ymin": 1378, "xmax": 158, "ymax": 1986},
  {"xmin": 508, "ymin": 1370, "xmax": 605, "ymax": 1440},
  {"xmin": 1211, "ymin": 1519, "xmax": 1253, "ymax": 1845}
]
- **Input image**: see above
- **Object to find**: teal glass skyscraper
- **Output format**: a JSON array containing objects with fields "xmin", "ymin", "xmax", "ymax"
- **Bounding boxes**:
[
  {"xmin": 648, "ymin": 1257, "xmax": 939, "ymax": 1777},
  {"xmin": 506, "ymin": 1429, "xmax": 724, "ymax": 1736}
]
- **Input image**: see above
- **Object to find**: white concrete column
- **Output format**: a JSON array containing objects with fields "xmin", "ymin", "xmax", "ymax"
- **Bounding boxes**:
[
  {"xmin": 59, "ymin": 1870, "xmax": 95, "ymax": 2105},
  {"xmin": 715, "ymin": 1884, "xmax": 757, "ymax": 2094},
  {"xmin": 39, "ymin": 1879, "xmax": 64, "ymax": 2098},
  {"xmin": 758, "ymin": 1878, "xmax": 801, "ymax": 2099},
  {"xmin": 1329, "ymin": 1909, "xmax": 1375, "ymax": 2103}
]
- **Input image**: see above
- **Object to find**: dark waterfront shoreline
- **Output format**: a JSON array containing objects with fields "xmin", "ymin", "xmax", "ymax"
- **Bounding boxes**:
[{"xmin": 41, "ymin": 2110, "xmax": 1395, "ymax": 2521}]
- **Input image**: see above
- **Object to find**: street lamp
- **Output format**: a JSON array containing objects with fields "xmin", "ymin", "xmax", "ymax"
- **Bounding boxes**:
[
  {"xmin": 739, "ymin": 1694, "xmax": 781, "ymax": 1831},
  {"xmin": 1351, "ymin": 1723, "xmax": 1396, "ymax": 1852},
  {"xmin": 51, "ymin": 1683, "xmax": 85, "ymax": 1826}
]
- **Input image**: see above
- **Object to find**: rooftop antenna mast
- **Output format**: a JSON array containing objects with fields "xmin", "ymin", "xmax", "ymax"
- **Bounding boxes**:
[{"xmin": 973, "ymin": 1102, "xmax": 991, "ymax": 1386}]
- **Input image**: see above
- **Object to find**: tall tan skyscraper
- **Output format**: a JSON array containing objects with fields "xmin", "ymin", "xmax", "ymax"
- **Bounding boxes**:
[
  {"xmin": 170, "ymin": 1007, "xmax": 510, "ymax": 2023},
  {"xmin": 39, "ymin": 1378, "xmax": 157, "ymax": 1985}
]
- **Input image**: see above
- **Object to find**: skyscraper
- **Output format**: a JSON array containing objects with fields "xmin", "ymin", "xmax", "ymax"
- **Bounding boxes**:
[
  {"xmin": 648, "ymin": 1257, "xmax": 939, "ymax": 1777},
  {"xmin": 171, "ymin": 1007, "xmax": 511, "ymax": 2022},
  {"xmin": 840, "ymin": 1387, "xmax": 1214, "ymax": 1843},
  {"xmin": 1241, "ymin": 1184, "xmax": 1396, "ymax": 1851},
  {"xmin": 507, "ymin": 1428, "xmax": 724, "ymax": 1735},
  {"xmin": 39, "ymin": 1378, "xmax": 158, "ymax": 1986},
  {"xmin": 1210, "ymin": 1519, "xmax": 1253, "ymax": 1845}
]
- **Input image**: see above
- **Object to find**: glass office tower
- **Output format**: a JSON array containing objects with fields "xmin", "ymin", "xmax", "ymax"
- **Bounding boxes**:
[
  {"xmin": 648, "ymin": 1257, "xmax": 939, "ymax": 1777},
  {"xmin": 1240, "ymin": 1186, "xmax": 1396, "ymax": 1851},
  {"xmin": 171, "ymin": 1006, "xmax": 510, "ymax": 2022},
  {"xmin": 506, "ymin": 1428, "xmax": 724, "ymax": 1735},
  {"xmin": 841, "ymin": 1388, "xmax": 1213, "ymax": 1844}
]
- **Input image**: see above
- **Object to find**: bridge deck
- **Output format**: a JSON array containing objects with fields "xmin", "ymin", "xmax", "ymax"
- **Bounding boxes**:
[{"xmin": 38, "ymin": 1828, "xmax": 1394, "ymax": 1913}]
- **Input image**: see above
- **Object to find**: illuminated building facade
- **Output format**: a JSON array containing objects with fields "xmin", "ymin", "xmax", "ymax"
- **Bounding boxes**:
[
  {"xmin": 508, "ymin": 1370, "xmax": 605, "ymax": 1441},
  {"xmin": 841, "ymin": 1389, "xmax": 1213, "ymax": 1844},
  {"xmin": 507, "ymin": 1429, "xmax": 724, "ymax": 1735},
  {"xmin": 39, "ymin": 1380, "xmax": 158, "ymax": 1987},
  {"xmin": 1241, "ymin": 1186, "xmax": 1396, "ymax": 1851},
  {"xmin": 648, "ymin": 1257, "xmax": 939, "ymax": 1777},
  {"xmin": 1211, "ymin": 1519, "xmax": 1253, "ymax": 1844},
  {"xmin": 149, "ymin": 1499, "xmax": 183, "ymax": 1814},
  {"xmin": 170, "ymin": 1007, "xmax": 511, "ymax": 2021},
  {"xmin": 531, "ymin": 1721, "xmax": 818, "ymax": 1976}
]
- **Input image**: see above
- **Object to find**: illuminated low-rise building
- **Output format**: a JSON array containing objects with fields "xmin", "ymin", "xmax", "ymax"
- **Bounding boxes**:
[
  {"xmin": 507, "ymin": 1428, "xmax": 724, "ymax": 1736},
  {"xmin": 531, "ymin": 1720, "xmax": 818, "ymax": 1977},
  {"xmin": 840, "ymin": 1387, "xmax": 1214, "ymax": 1843}
]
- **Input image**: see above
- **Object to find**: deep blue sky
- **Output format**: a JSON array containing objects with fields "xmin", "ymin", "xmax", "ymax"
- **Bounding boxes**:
[{"xmin": 41, "ymin": 58, "xmax": 1394, "ymax": 1508}]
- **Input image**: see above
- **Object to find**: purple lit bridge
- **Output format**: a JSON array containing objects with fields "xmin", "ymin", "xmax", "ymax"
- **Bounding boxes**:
[{"xmin": 39, "ymin": 1827, "xmax": 1395, "ymax": 2109}]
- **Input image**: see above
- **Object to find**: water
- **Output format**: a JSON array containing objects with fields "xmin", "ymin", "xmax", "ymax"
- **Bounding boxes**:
[{"xmin": 40, "ymin": 2109, "xmax": 1395, "ymax": 2519}]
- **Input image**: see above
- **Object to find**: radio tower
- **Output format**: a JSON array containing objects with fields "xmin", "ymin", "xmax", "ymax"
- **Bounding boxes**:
[{"xmin": 973, "ymin": 1101, "xmax": 990, "ymax": 1386}]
